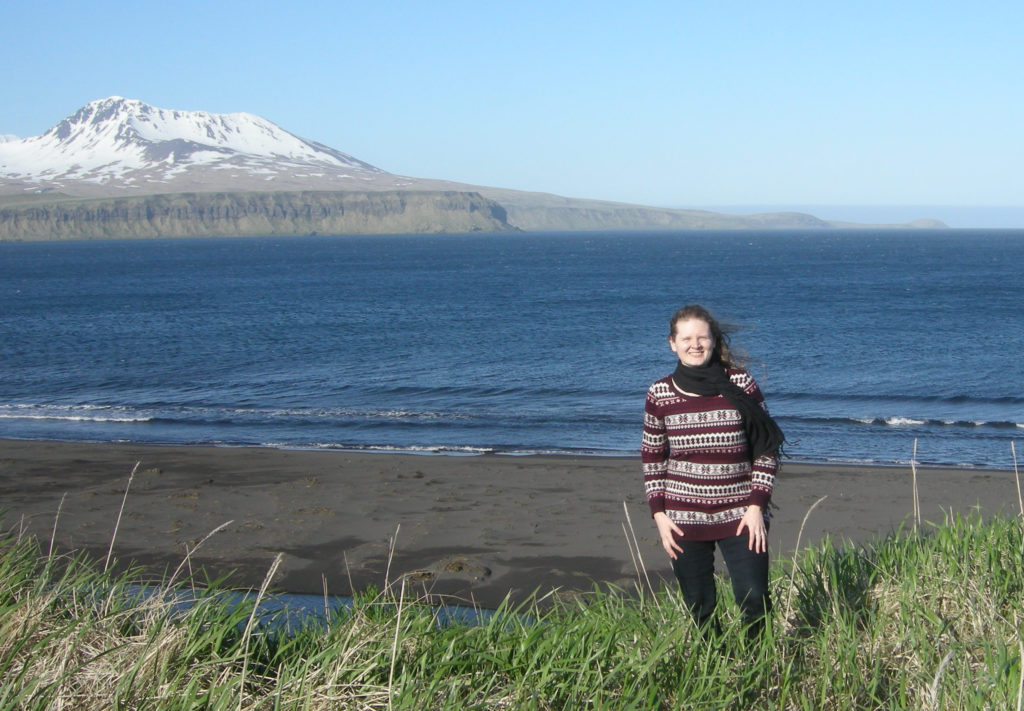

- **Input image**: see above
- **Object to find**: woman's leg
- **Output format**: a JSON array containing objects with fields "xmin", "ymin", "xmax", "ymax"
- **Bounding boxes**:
[
  {"xmin": 670, "ymin": 540, "xmax": 720, "ymax": 636},
  {"xmin": 717, "ymin": 532, "xmax": 772, "ymax": 637}
]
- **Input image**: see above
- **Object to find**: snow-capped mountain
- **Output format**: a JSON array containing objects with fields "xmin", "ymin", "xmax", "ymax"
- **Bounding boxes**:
[
  {"xmin": 0, "ymin": 97, "xmax": 422, "ymax": 197},
  {"xmin": 1, "ymin": 97, "xmax": 946, "ymax": 236}
]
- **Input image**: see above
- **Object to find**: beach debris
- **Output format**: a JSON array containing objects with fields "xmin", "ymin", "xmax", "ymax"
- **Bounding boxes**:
[{"xmin": 402, "ymin": 555, "xmax": 492, "ymax": 584}]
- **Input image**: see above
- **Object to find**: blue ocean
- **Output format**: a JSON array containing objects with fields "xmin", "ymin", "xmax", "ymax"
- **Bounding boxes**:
[{"xmin": 1, "ymin": 230, "xmax": 1021, "ymax": 469}]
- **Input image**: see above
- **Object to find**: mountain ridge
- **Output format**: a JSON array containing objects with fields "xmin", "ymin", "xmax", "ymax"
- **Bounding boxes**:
[{"xmin": 0, "ymin": 97, "xmax": 947, "ymax": 239}]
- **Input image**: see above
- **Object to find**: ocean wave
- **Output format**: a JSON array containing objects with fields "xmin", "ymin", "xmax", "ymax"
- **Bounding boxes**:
[
  {"xmin": 224, "ymin": 406, "xmax": 473, "ymax": 423},
  {"xmin": 774, "ymin": 391, "xmax": 1024, "ymax": 407},
  {"xmin": 0, "ymin": 414, "xmax": 152, "ymax": 423},
  {"xmin": 0, "ymin": 404, "xmax": 152, "ymax": 424},
  {"xmin": 357, "ymin": 382, "xmax": 631, "ymax": 403},
  {"xmin": 186, "ymin": 405, "xmax": 635, "ymax": 429},
  {"xmin": 0, "ymin": 401, "xmax": 634, "ymax": 431},
  {"xmin": 781, "ymin": 413, "xmax": 1022, "ymax": 430},
  {"xmin": 261, "ymin": 442, "xmax": 635, "ymax": 458},
  {"xmin": 885, "ymin": 416, "xmax": 927, "ymax": 427}
]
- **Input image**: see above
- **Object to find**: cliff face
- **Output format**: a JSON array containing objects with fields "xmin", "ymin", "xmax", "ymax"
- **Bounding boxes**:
[
  {"xmin": 498, "ymin": 204, "xmax": 835, "ymax": 231},
  {"xmin": 0, "ymin": 191, "xmax": 515, "ymax": 241}
]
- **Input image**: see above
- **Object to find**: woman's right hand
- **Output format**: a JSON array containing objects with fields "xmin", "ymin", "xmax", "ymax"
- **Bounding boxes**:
[{"xmin": 653, "ymin": 511, "xmax": 685, "ymax": 559}]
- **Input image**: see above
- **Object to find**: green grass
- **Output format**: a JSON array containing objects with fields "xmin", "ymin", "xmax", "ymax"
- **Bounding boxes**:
[{"xmin": 2, "ymin": 511, "xmax": 1022, "ymax": 710}]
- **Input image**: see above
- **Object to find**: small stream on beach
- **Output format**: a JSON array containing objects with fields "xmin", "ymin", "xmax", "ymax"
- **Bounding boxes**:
[{"xmin": 126, "ymin": 586, "xmax": 510, "ymax": 633}]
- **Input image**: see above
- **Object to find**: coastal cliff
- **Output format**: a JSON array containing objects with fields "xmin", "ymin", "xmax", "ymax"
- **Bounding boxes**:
[{"xmin": 0, "ymin": 190, "xmax": 515, "ymax": 241}]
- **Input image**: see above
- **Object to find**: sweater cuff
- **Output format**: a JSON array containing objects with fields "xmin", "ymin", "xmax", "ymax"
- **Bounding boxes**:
[
  {"xmin": 647, "ymin": 497, "xmax": 666, "ymax": 517},
  {"xmin": 749, "ymin": 490, "xmax": 771, "ymax": 509}
]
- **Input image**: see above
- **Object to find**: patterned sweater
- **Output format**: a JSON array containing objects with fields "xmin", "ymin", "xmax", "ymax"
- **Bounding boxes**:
[{"xmin": 641, "ymin": 368, "xmax": 779, "ymax": 541}]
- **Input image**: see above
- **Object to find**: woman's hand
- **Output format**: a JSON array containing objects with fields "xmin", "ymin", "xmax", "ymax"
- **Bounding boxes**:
[
  {"xmin": 653, "ymin": 511, "xmax": 685, "ymax": 559},
  {"xmin": 736, "ymin": 504, "xmax": 767, "ymax": 553}
]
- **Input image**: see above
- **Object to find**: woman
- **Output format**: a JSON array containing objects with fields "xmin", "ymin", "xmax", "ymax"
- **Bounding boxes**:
[{"xmin": 642, "ymin": 305, "xmax": 784, "ymax": 639}]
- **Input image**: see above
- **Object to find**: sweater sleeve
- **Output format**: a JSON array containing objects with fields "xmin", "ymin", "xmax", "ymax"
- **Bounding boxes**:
[
  {"xmin": 641, "ymin": 384, "xmax": 669, "ymax": 516},
  {"xmin": 738, "ymin": 371, "xmax": 779, "ymax": 507},
  {"xmin": 749, "ymin": 452, "xmax": 778, "ymax": 508}
]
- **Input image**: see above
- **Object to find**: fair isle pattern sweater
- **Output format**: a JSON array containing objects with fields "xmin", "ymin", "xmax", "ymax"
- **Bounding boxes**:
[{"xmin": 642, "ymin": 368, "xmax": 779, "ymax": 541}]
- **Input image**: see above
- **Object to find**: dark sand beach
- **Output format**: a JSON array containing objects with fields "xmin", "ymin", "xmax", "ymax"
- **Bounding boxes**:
[{"xmin": 1, "ymin": 439, "xmax": 1019, "ymax": 608}]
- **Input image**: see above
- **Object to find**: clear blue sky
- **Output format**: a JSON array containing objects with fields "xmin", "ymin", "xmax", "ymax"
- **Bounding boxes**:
[{"xmin": 4, "ymin": 1, "xmax": 1022, "ymax": 226}]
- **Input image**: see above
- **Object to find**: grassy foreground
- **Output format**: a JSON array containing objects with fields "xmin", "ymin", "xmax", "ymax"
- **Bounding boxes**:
[{"xmin": 1, "ymin": 512, "xmax": 1022, "ymax": 710}]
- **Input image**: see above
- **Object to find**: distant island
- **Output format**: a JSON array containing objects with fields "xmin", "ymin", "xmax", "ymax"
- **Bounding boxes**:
[{"xmin": 0, "ymin": 97, "xmax": 947, "ymax": 241}]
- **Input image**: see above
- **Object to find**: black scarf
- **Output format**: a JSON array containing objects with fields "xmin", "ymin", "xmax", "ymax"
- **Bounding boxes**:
[{"xmin": 672, "ymin": 360, "xmax": 785, "ymax": 462}]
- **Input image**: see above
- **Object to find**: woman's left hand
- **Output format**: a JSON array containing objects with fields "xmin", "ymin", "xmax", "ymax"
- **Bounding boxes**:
[{"xmin": 736, "ymin": 504, "xmax": 767, "ymax": 553}]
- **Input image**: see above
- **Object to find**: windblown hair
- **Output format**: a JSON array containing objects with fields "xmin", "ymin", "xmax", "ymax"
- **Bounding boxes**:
[{"xmin": 668, "ymin": 304, "xmax": 741, "ymax": 368}]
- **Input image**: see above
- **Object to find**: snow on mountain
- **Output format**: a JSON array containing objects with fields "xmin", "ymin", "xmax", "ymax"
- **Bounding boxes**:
[{"xmin": 0, "ymin": 97, "xmax": 410, "ymax": 197}]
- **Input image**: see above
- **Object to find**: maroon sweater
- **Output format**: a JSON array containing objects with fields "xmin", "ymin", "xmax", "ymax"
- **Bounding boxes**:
[{"xmin": 641, "ymin": 368, "xmax": 779, "ymax": 541}]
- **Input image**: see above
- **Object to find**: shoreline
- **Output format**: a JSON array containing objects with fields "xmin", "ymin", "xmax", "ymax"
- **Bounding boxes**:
[
  {"xmin": 3, "ymin": 434, "xmax": 1012, "ymax": 472},
  {"xmin": 1, "ymin": 438, "xmax": 1020, "ymax": 608}
]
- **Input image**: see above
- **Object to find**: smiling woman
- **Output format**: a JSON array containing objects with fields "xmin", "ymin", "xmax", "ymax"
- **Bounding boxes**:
[{"xmin": 642, "ymin": 303, "xmax": 786, "ymax": 641}]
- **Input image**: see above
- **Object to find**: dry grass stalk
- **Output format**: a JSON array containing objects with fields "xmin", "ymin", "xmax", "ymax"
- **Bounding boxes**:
[
  {"xmin": 49, "ymin": 492, "xmax": 66, "ymax": 560},
  {"xmin": 343, "ymin": 550, "xmax": 355, "ymax": 599},
  {"xmin": 622, "ymin": 501, "xmax": 658, "ymax": 606},
  {"xmin": 911, "ymin": 439, "xmax": 920, "ymax": 530},
  {"xmin": 621, "ymin": 523, "xmax": 643, "ymax": 597},
  {"xmin": 388, "ymin": 576, "xmax": 407, "ymax": 711},
  {"xmin": 929, "ymin": 648, "xmax": 956, "ymax": 709},
  {"xmin": 105, "ymin": 461, "xmax": 140, "ymax": 571},
  {"xmin": 238, "ymin": 552, "xmax": 284, "ymax": 711},
  {"xmin": 1012, "ymin": 441, "xmax": 1022, "ymax": 518},
  {"xmin": 384, "ymin": 524, "xmax": 400, "ymax": 594},
  {"xmin": 322, "ymin": 573, "xmax": 329, "ymax": 621},
  {"xmin": 1018, "ymin": 636, "xmax": 1024, "ymax": 711},
  {"xmin": 166, "ymin": 519, "xmax": 234, "ymax": 589},
  {"xmin": 783, "ymin": 494, "xmax": 827, "ymax": 622}
]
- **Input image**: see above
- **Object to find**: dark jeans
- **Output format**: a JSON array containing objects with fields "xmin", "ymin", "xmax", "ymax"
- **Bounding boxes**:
[{"xmin": 670, "ymin": 531, "xmax": 771, "ymax": 638}]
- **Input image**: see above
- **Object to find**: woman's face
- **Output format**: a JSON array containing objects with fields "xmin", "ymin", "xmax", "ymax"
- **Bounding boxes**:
[{"xmin": 669, "ymin": 317, "xmax": 715, "ymax": 367}]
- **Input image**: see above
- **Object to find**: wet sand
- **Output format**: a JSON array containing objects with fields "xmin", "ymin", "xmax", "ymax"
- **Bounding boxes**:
[{"xmin": 1, "ymin": 439, "xmax": 1019, "ymax": 608}]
